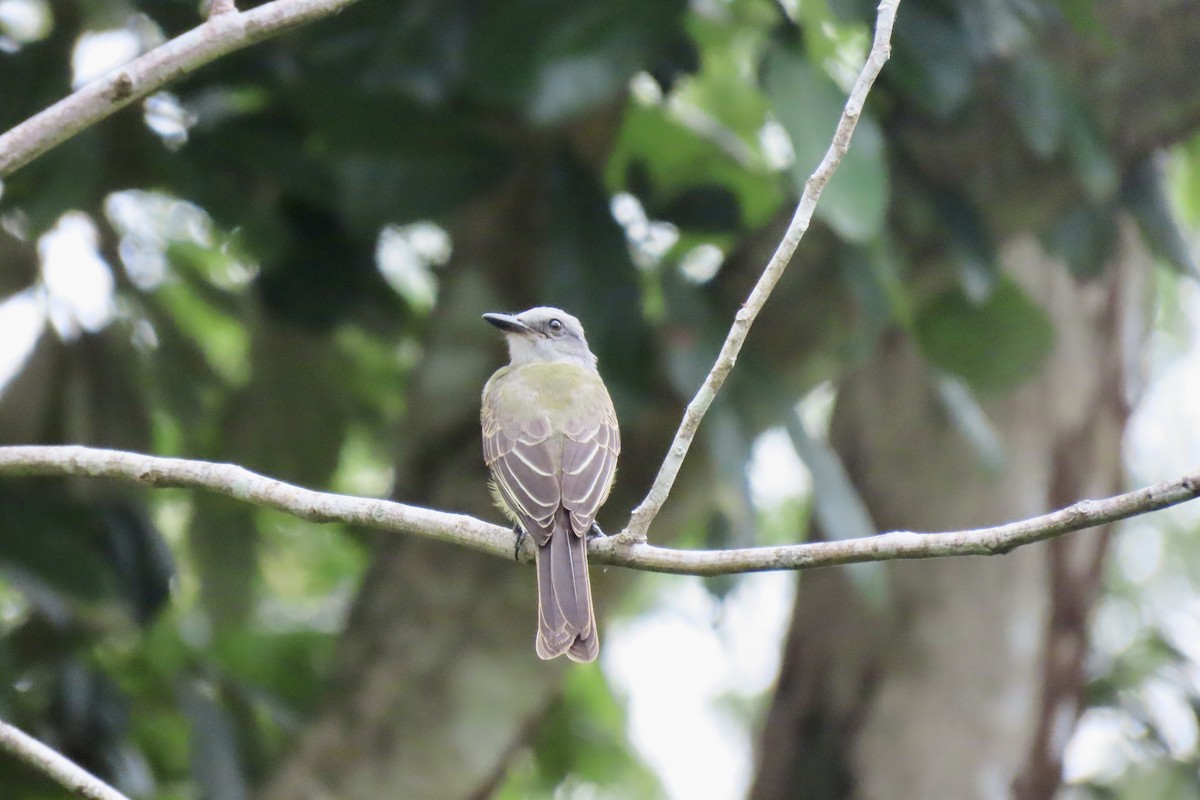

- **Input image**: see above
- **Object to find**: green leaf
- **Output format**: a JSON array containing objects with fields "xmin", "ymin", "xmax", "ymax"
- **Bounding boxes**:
[
  {"xmin": 212, "ymin": 629, "xmax": 336, "ymax": 714},
  {"xmin": 177, "ymin": 679, "xmax": 249, "ymax": 800},
  {"xmin": 785, "ymin": 414, "xmax": 874, "ymax": 541},
  {"xmin": 680, "ymin": 12, "xmax": 773, "ymax": 145},
  {"xmin": 0, "ymin": 492, "xmax": 120, "ymax": 608},
  {"xmin": 659, "ymin": 272, "xmax": 728, "ymax": 397},
  {"xmin": 1121, "ymin": 156, "xmax": 1200, "ymax": 279},
  {"xmin": 914, "ymin": 277, "xmax": 1055, "ymax": 394},
  {"xmin": 886, "ymin": 3, "xmax": 976, "ymax": 118},
  {"xmin": 505, "ymin": 665, "xmax": 661, "ymax": 797},
  {"xmin": 4, "ymin": 133, "xmax": 107, "ymax": 234},
  {"xmin": 932, "ymin": 190, "xmax": 999, "ymax": 301},
  {"xmin": 839, "ymin": 237, "xmax": 914, "ymax": 332},
  {"xmin": 704, "ymin": 407, "xmax": 757, "ymax": 550},
  {"xmin": 839, "ymin": 245, "xmax": 893, "ymax": 331},
  {"xmin": 607, "ymin": 103, "xmax": 784, "ymax": 230},
  {"xmin": 95, "ymin": 503, "xmax": 175, "ymax": 626},
  {"xmin": 1003, "ymin": 52, "xmax": 1069, "ymax": 159},
  {"xmin": 1041, "ymin": 203, "xmax": 1119, "ymax": 279},
  {"xmin": 1064, "ymin": 102, "xmax": 1119, "ymax": 202},
  {"xmin": 189, "ymin": 498, "xmax": 258, "ymax": 629},
  {"xmin": 785, "ymin": 412, "xmax": 887, "ymax": 607},
  {"xmin": 1047, "ymin": 0, "xmax": 1108, "ymax": 39},
  {"xmin": 763, "ymin": 41, "xmax": 888, "ymax": 242},
  {"xmin": 331, "ymin": 153, "xmax": 504, "ymax": 235},
  {"xmin": 50, "ymin": 661, "xmax": 144, "ymax": 791},
  {"xmin": 656, "ymin": 185, "xmax": 742, "ymax": 231},
  {"xmin": 152, "ymin": 270, "xmax": 250, "ymax": 388},
  {"xmin": 465, "ymin": 0, "xmax": 688, "ymax": 124},
  {"xmin": 1167, "ymin": 132, "xmax": 1200, "ymax": 227},
  {"xmin": 958, "ymin": 0, "xmax": 1038, "ymax": 61},
  {"xmin": 933, "ymin": 373, "xmax": 1006, "ymax": 472},
  {"xmin": 794, "ymin": 0, "xmax": 861, "ymax": 66}
]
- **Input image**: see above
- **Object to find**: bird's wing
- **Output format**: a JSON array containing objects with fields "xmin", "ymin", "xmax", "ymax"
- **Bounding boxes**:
[
  {"xmin": 560, "ymin": 399, "xmax": 620, "ymax": 537},
  {"xmin": 482, "ymin": 401, "xmax": 560, "ymax": 545}
]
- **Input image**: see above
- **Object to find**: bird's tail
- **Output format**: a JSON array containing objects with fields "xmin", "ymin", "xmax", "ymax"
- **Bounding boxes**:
[{"xmin": 534, "ymin": 512, "xmax": 598, "ymax": 662}]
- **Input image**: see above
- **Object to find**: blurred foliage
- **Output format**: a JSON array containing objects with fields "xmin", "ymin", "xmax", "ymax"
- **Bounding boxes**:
[
  {"xmin": 497, "ymin": 666, "xmax": 663, "ymax": 798},
  {"xmin": 0, "ymin": 0, "xmax": 1197, "ymax": 797},
  {"xmin": 914, "ymin": 276, "xmax": 1056, "ymax": 395},
  {"xmin": 1069, "ymin": 510, "xmax": 1200, "ymax": 798},
  {"xmin": 1062, "ymin": 139, "xmax": 1200, "ymax": 795}
]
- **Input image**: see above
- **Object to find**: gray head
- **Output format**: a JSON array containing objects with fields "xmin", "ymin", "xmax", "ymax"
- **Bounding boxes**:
[{"xmin": 483, "ymin": 307, "xmax": 597, "ymax": 369}]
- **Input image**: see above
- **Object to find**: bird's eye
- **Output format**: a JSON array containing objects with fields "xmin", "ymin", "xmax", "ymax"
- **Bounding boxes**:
[{"xmin": 547, "ymin": 319, "xmax": 563, "ymax": 334}]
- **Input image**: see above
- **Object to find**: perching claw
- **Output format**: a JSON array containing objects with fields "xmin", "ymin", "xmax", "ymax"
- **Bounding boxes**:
[{"xmin": 513, "ymin": 523, "xmax": 528, "ymax": 561}]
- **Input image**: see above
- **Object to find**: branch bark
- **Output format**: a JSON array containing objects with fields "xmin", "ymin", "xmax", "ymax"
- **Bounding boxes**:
[
  {"xmin": 622, "ymin": 0, "xmax": 900, "ymax": 542},
  {"xmin": 1, "ymin": 444, "xmax": 1196, "ymax": 576},
  {"xmin": 0, "ymin": 0, "xmax": 363, "ymax": 177},
  {"xmin": 0, "ymin": 719, "xmax": 130, "ymax": 800}
]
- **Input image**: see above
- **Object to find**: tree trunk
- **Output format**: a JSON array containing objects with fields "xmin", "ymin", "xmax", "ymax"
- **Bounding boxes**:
[{"xmin": 750, "ymin": 225, "xmax": 1147, "ymax": 799}]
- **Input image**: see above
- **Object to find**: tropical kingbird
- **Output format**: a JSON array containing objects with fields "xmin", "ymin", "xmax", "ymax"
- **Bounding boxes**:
[{"xmin": 481, "ymin": 307, "xmax": 620, "ymax": 662}]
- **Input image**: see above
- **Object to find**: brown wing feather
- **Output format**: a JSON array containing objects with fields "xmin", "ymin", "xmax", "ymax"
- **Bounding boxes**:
[
  {"xmin": 561, "ymin": 401, "xmax": 620, "ymax": 536},
  {"xmin": 482, "ymin": 399, "xmax": 559, "ymax": 544}
]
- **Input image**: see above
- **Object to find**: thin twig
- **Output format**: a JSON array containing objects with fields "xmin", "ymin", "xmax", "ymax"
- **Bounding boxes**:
[
  {"xmin": 0, "ymin": 0, "xmax": 362, "ymax": 177},
  {"xmin": 1, "ymin": 445, "xmax": 1196, "ymax": 576},
  {"xmin": 0, "ymin": 718, "xmax": 131, "ymax": 800},
  {"xmin": 621, "ymin": 0, "xmax": 901, "ymax": 542}
]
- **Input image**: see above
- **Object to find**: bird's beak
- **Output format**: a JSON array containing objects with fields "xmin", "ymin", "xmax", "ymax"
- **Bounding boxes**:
[{"xmin": 483, "ymin": 312, "xmax": 534, "ymax": 335}]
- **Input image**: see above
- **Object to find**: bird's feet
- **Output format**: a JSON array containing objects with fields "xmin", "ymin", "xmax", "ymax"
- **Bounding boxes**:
[
  {"xmin": 587, "ymin": 522, "xmax": 607, "ymax": 540},
  {"xmin": 513, "ymin": 524, "xmax": 527, "ymax": 561}
]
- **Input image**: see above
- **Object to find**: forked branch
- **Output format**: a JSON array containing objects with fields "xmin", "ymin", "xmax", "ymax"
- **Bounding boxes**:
[{"xmin": 622, "ymin": 0, "xmax": 901, "ymax": 542}]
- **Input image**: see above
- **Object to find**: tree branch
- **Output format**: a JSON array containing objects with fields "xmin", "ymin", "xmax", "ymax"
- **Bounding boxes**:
[
  {"xmin": 0, "ymin": 718, "xmax": 131, "ymax": 800},
  {"xmin": 0, "ymin": 445, "xmax": 511, "ymax": 557},
  {"xmin": 0, "ymin": 0, "xmax": 363, "ymax": 178},
  {"xmin": 621, "ymin": 0, "xmax": 901, "ymax": 542},
  {"xmin": 2, "ymin": 445, "xmax": 1197, "ymax": 576}
]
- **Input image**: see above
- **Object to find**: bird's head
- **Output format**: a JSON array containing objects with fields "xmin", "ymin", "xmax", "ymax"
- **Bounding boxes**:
[{"xmin": 483, "ymin": 307, "xmax": 597, "ymax": 369}]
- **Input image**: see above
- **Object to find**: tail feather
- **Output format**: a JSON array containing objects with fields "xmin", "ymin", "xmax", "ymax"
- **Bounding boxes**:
[{"xmin": 534, "ymin": 517, "xmax": 597, "ymax": 662}]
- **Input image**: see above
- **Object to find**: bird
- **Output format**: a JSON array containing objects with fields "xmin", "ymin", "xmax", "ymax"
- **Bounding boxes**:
[{"xmin": 481, "ymin": 307, "xmax": 620, "ymax": 662}]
